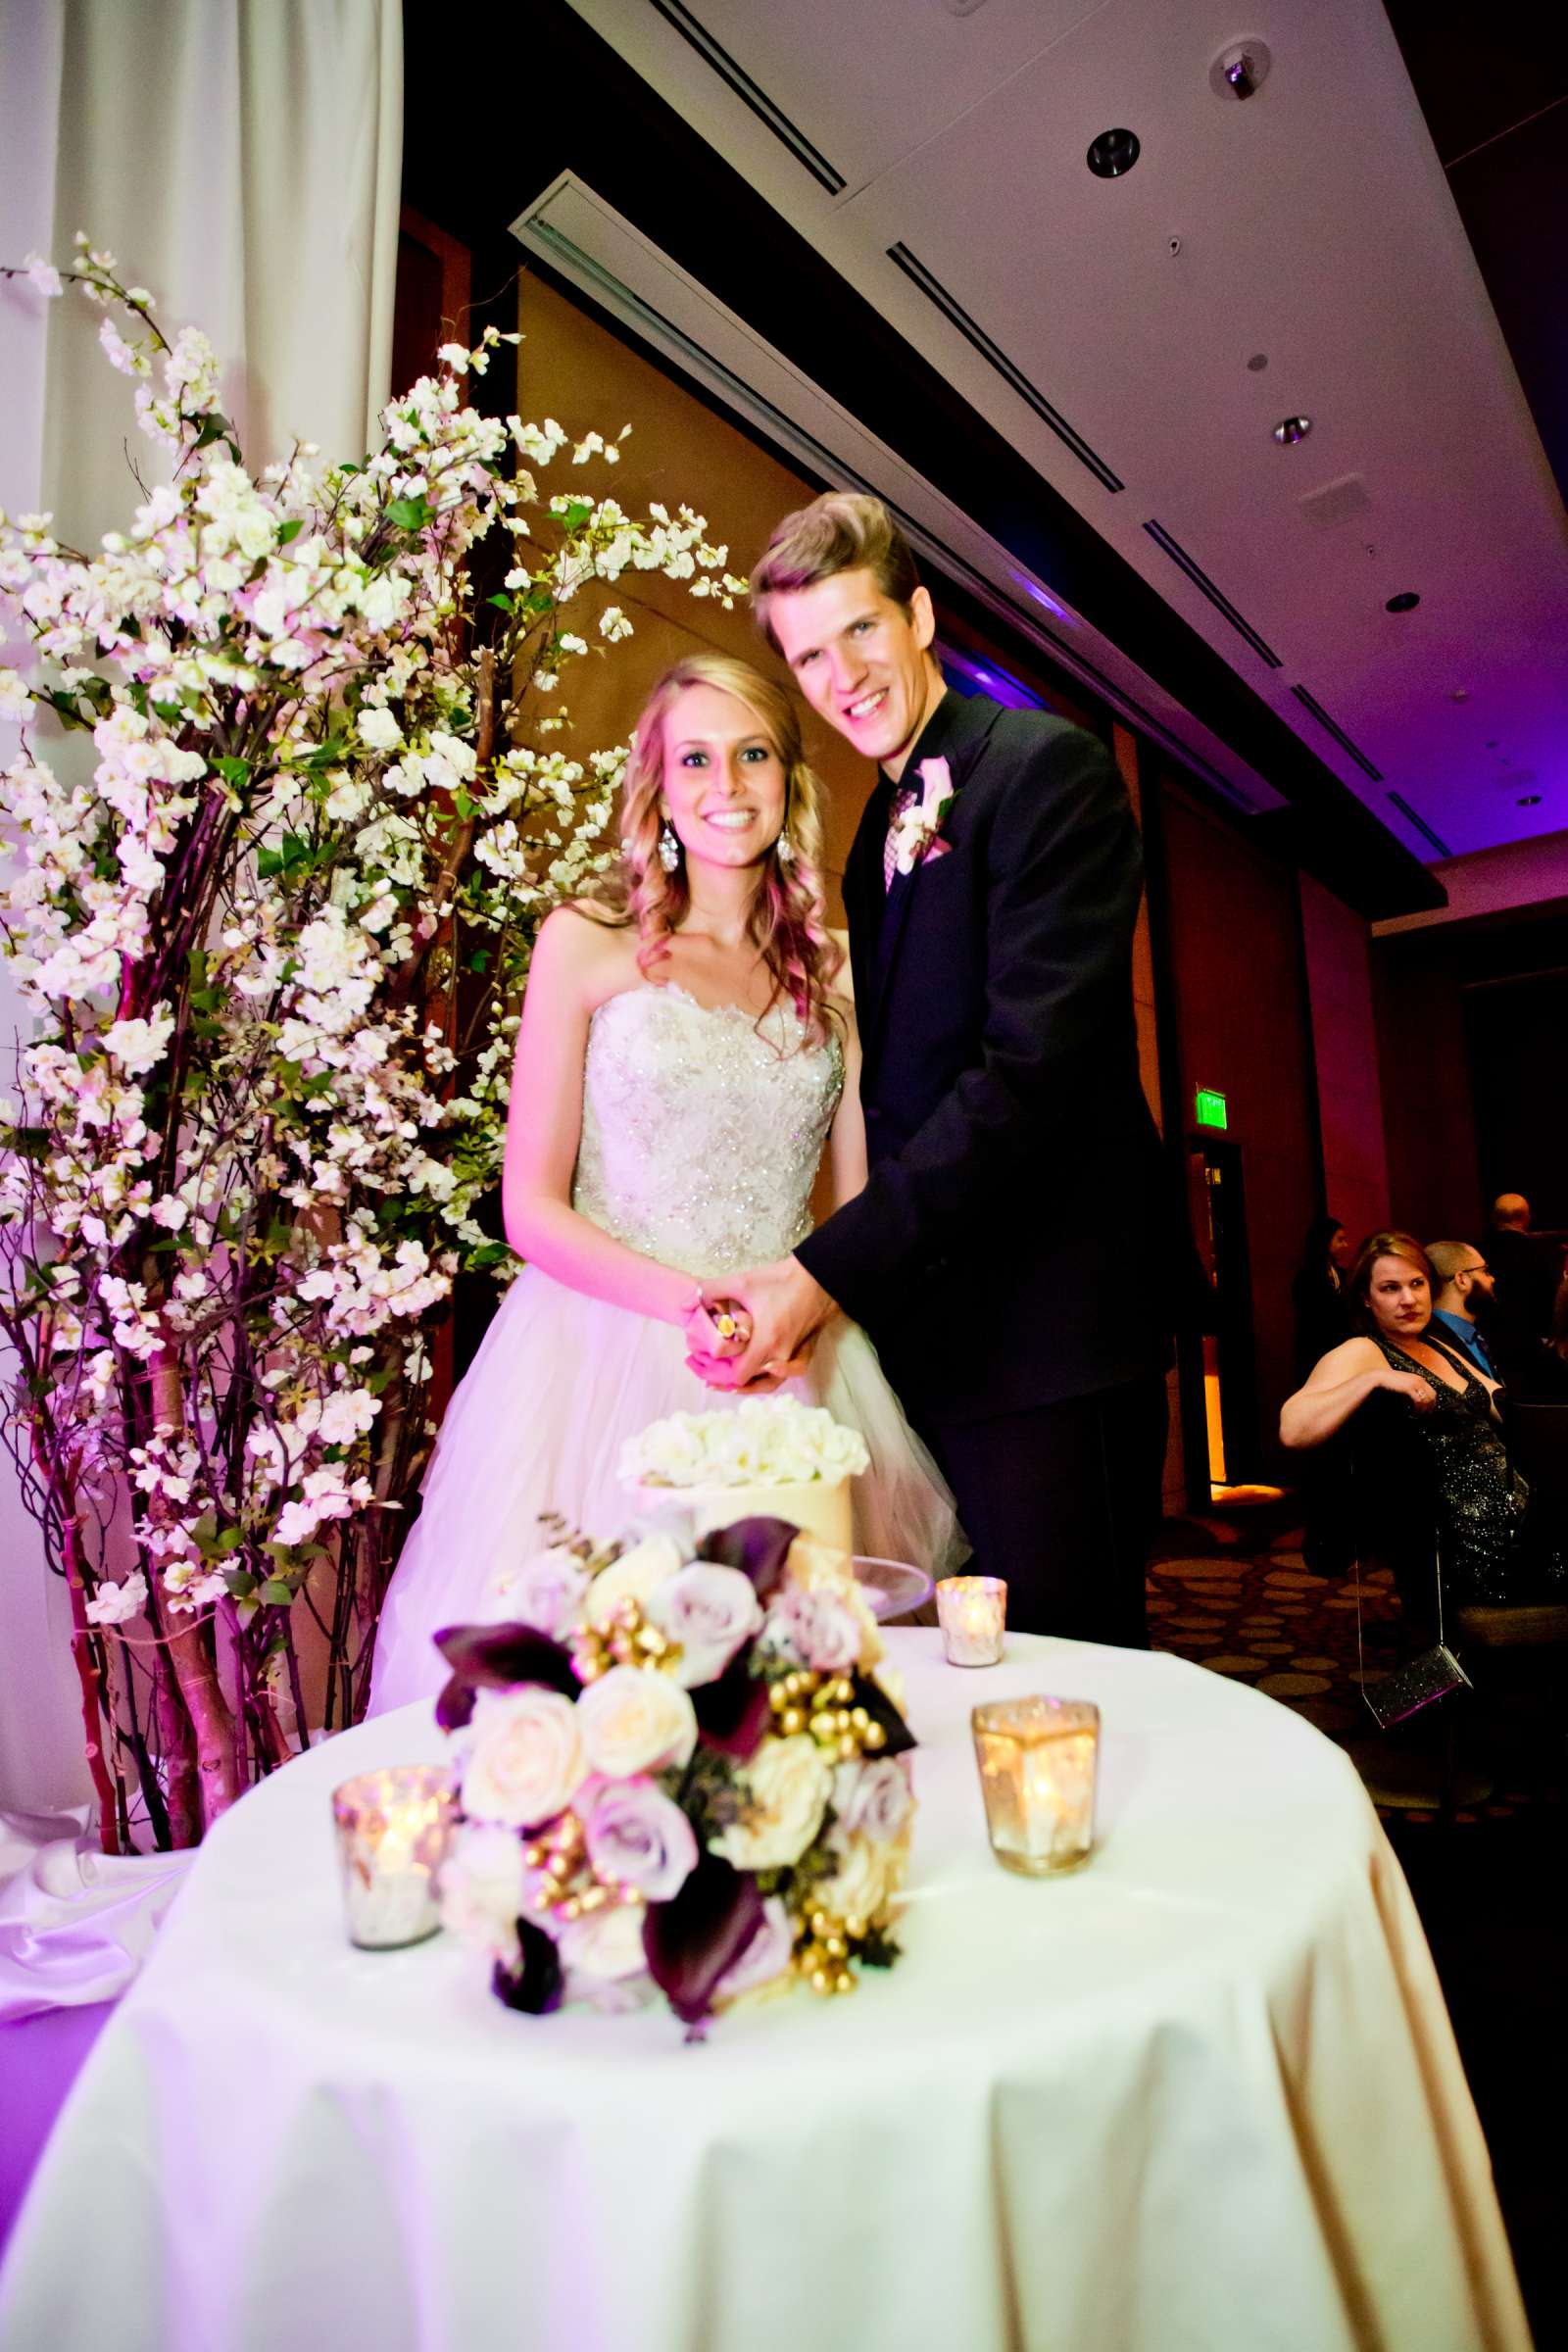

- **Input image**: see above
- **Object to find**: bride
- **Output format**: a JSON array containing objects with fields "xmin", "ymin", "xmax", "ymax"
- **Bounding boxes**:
[{"xmin": 368, "ymin": 653, "xmax": 960, "ymax": 1712}]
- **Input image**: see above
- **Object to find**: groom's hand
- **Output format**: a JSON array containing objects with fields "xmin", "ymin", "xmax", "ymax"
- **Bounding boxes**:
[{"xmin": 689, "ymin": 1255, "xmax": 834, "ymax": 1392}]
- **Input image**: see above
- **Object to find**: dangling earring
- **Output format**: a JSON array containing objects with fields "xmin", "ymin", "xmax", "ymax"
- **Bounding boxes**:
[
  {"xmin": 658, "ymin": 820, "xmax": 681, "ymax": 874},
  {"xmin": 775, "ymin": 830, "xmax": 796, "ymax": 866}
]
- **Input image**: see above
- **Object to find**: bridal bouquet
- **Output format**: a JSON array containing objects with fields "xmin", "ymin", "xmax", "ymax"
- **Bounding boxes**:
[{"xmin": 435, "ymin": 1514, "xmax": 915, "ymax": 2030}]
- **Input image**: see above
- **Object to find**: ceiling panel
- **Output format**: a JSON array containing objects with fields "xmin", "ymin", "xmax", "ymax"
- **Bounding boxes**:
[
  {"xmin": 647, "ymin": 0, "xmax": 1112, "ymax": 195},
  {"xmin": 575, "ymin": 0, "xmax": 1568, "ymax": 858}
]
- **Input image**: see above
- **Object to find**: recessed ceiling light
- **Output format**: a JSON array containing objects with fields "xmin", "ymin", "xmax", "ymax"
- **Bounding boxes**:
[
  {"xmin": 1386, "ymin": 591, "xmax": 1421, "ymax": 612},
  {"xmin": 1272, "ymin": 416, "xmax": 1312, "ymax": 445},
  {"xmin": 1247, "ymin": 353, "xmax": 1269, "ymax": 372},
  {"xmin": 1087, "ymin": 127, "xmax": 1140, "ymax": 178},
  {"xmin": 1517, "ymin": 794, "xmax": 1542, "ymax": 807},
  {"xmin": 1210, "ymin": 40, "xmax": 1273, "ymax": 101}
]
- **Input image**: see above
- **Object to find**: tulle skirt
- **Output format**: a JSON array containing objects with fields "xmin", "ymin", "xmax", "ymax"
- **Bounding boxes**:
[{"xmin": 368, "ymin": 1265, "xmax": 964, "ymax": 1714}]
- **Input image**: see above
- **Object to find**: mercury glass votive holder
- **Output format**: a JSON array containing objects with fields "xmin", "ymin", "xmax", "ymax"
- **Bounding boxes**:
[
  {"xmin": 332, "ymin": 1765, "xmax": 456, "ymax": 1949},
  {"xmin": 936, "ymin": 1575, "xmax": 1007, "ymax": 1666},
  {"xmin": 971, "ymin": 1696, "xmax": 1099, "ymax": 1876}
]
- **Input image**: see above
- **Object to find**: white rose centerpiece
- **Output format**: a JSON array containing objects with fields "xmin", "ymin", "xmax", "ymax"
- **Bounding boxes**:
[{"xmin": 618, "ymin": 1396, "xmax": 868, "ymax": 1558}]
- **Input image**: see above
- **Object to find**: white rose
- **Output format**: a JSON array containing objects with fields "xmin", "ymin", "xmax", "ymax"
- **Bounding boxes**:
[
  {"xmin": 576, "ymin": 1664, "xmax": 697, "ymax": 1779},
  {"xmin": 832, "ymin": 1756, "xmax": 913, "ymax": 1843},
  {"xmin": 646, "ymin": 1562, "xmax": 762, "ymax": 1687},
  {"xmin": 460, "ymin": 1686, "xmax": 586, "ymax": 1829},
  {"xmin": 710, "ymin": 1734, "xmax": 832, "ymax": 1872},
  {"xmin": 584, "ymin": 1533, "xmax": 684, "ymax": 1632},
  {"xmin": 438, "ymin": 1821, "xmax": 527, "ymax": 1965},
  {"xmin": 491, "ymin": 1544, "xmax": 591, "ymax": 1639},
  {"xmin": 814, "ymin": 1832, "xmax": 902, "ymax": 1927},
  {"xmin": 558, "ymin": 1901, "xmax": 647, "ymax": 1984}
]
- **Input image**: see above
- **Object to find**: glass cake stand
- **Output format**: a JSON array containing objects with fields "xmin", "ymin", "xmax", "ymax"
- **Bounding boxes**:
[{"xmin": 854, "ymin": 1557, "xmax": 935, "ymax": 1622}]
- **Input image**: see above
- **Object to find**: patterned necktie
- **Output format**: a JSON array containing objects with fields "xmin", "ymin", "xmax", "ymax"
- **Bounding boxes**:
[{"xmin": 882, "ymin": 784, "xmax": 917, "ymax": 891}]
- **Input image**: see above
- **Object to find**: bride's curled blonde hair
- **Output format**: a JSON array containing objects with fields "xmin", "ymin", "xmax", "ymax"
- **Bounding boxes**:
[{"xmin": 599, "ymin": 654, "xmax": 842, "ymax": 1041}]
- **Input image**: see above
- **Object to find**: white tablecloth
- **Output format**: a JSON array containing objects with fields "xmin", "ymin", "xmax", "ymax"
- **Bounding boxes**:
[{"xmin": 0, "ymin": 1634, "xmax": 1529, "ymax": 2352}]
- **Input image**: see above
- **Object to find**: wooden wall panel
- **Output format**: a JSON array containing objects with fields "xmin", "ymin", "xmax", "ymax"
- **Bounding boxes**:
[
  {"xmin": 1160, "ymin": 783, "xmax": 1321, "ymax": 1477},
  {"xmin": 511, "ymin": 273, "xmax": 868, "ymax": 914}
]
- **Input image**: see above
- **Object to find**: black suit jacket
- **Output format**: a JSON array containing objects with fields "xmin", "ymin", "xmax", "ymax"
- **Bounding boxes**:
[{"xmin": 796, "ymin": 690, "xmax": 1173, "ymax": 1422}]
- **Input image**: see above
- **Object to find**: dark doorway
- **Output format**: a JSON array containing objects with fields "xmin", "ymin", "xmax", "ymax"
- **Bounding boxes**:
[{"xmin": 1187, "ymin": 1136, "xmax": 1261, "ymax": 1493}]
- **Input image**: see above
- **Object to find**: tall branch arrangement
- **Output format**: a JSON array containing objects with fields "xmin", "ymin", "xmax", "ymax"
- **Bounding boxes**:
[{"xmin": 0, "ymin": 241, "xmax": 748, "ymax": 1849}]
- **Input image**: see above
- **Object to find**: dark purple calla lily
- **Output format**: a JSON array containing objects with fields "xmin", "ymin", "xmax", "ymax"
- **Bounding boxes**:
[
  {"xmin": 491, "ymin": 1917, "xmax": 564, "ymax": 2015},
  {"xmin": 434, "ymin": 1621, "xmax": 579, "ymax": 1695},
  {"xmin": 691, "ymin": 1649, "xmax": 772, "ymax": 1758},
  {"xmin": 433, "ymin": 1622, "xmax": 580, "ymax": 1731},
  {"xmin": 852, "ymin": 1672, "xmax": 917, "ymax": 1758},
  {"xmin": 642, "ymin": 1849, "xmax": 765, "ymax": 2027},
  {"xmin": 699, "ymin": 1517, "xmax": 799, "ymax": 1599}
]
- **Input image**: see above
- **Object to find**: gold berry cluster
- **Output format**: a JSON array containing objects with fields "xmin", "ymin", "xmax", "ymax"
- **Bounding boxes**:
[
  {"xmin": 792, "ymin": 1903, "xmax": 874, "ymax": 1997},
  {"xmin": 570, "ymin": 1596, "xmax": 682, "ymax": 1685},
  {"xmin": 767, "ymin": 1669, "xmax": 887, "ymax": 1761},
  {"xmin": 522, "ymin": 1811, "xmax": 645, "ymax": 1924}
]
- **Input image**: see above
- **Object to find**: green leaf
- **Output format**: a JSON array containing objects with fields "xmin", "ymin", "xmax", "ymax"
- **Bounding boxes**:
[
  {"xmin": 152, "ymin": 700, "xmax": 182, "ymax": 725},
  {"xmin": 42, "ymin": 689, "xmax": 92, "ymax": 732},
  {"xmin": 467, "ymin": 948, "xmax": 490, "ymax": 974},
  {"xmin": 386, "ymin": 496, "xmax": 430, "ymax": 533},
  {"xmin": 276, "ymin": 518, "xmax": 305, "ymax": 545},
  {"xmin": 213, "ymin": 755, "xmax": 251, "ymax": 789},
  {"xmin": 561, "ymin": 500, "xmax": 592, "ymax": 533},
  {"xmin": 466, "ymin": 1240, "xmax": 518, "ymax": 1273},
  {"xmin": 257, "ymin": 1578, "xmax": 295, "ymax": 1607},
  {"xmin": 2, "ymin": 1125, "xmax": 50, "ymax": 1161},
  {"xmin": 486, "ymin": 592, "xmax": 514, "ymax": 613}
]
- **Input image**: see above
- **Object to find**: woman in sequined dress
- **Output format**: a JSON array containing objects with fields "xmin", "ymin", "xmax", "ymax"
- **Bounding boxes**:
[
  {"xmin": 1279, "ymin": 1230, "xmax": 1565, "ymax": 1606},
  {"xmin": 369, "ymin": 655, "xmax": 960, "ymax": 1712}
]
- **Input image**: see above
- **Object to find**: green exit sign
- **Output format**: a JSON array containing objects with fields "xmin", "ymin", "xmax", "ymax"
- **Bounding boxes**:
[{"xmin": 1195, "ymin": 1087, "xmax": 1228, "ymax": 1131}]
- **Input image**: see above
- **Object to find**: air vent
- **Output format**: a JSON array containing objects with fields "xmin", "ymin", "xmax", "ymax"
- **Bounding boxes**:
[
  {"xmin": 886, "ymin": 243, "xmax": 1124, "ymax": 494},
  {"xmin": 1290, "ymin": 685, "xmax": 1382, "ymax": 779},
  {"xmin": 1387, "ymin": 791, "xmax": 1452, "ymax": 857},
  {"xmin": 647, "ymin": 0, "xmax": 846, "ymax": 193},
  {"xmin": 1143, "ymin": 521, "xmax": 1283, "ymax": 666},
  {"xmin": 1298, "ymin": 474, "xmax": 1372, "ymax": 530}
]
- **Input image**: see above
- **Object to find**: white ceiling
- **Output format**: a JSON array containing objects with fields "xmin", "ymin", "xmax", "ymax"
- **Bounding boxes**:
[{"xmin": 570, "ymin": 0, "xmax": 1568, "ymax": 859}]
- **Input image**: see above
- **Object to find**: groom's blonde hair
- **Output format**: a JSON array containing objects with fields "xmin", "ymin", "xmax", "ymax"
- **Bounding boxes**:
[{"xmin": 750, "ymin": 492, "xmax": 922, "ymax": 655}]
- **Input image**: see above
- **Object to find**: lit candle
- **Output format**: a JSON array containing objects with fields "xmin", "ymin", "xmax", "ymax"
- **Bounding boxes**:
[
  {"xmin": 936, "ymin": 1575, "xmax": 1006, "ymax": 1667},
  {"xmin": 971, "ymin": 1696, "xmax": 1099, "ymax": 1875},
  {"xmin": 332, "ymin": 1765, "xmax": 455, "ymax": 1948}
]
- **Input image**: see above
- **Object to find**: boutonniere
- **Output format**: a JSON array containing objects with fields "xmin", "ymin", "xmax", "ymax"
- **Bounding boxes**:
[{"xmin": 891, "ymin": 756, "xmax": 956, "ymax": 876}]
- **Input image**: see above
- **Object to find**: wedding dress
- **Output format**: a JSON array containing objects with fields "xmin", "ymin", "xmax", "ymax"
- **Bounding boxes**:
[{"xmin": 368, "ymin": 982, "xmax": 961, "ymax": 1712}]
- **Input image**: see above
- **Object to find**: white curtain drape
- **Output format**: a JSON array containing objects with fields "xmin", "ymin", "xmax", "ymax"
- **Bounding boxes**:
[{"xmin": 0, "ymin": 0, "xmax": 403, "ymax": 1820}]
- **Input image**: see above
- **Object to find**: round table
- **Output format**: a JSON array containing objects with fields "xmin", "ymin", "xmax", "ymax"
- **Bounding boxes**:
[{"xmin": 0, "ymin": 1633, "xmax": 1528, "ymax": 2351}]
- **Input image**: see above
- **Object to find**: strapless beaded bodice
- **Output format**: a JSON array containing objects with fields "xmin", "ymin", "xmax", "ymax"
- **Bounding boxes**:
[{"xmin": 571, "ymin": 984, "xmax": 843, "ymax": 1280}]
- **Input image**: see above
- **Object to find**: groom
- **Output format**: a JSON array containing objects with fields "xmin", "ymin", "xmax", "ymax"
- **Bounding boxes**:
[{"xmin": 703, "ymin": 493, "xmax": 1174, "ymax": 1646}]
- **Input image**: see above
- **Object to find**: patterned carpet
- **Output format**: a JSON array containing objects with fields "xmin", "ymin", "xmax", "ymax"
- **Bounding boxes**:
[{"xmin": 1146, "ymin": 1501, "xmax": 1558, "ymax": 1823}]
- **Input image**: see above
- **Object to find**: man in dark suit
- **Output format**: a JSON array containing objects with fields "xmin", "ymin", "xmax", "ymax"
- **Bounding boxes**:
[{"xmin": 704, "ymin": 493, "xmax": 1173, "ymax": 1646}]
